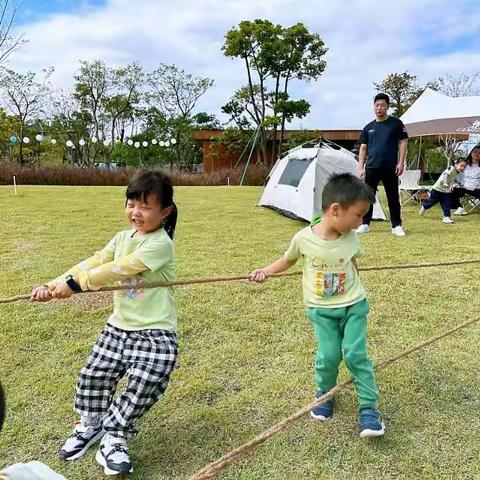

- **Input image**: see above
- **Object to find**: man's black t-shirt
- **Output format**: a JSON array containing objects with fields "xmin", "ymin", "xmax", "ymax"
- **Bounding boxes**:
[{"xmin": 359, "ymin": 116, "xmax": 408, "ymax": 169}]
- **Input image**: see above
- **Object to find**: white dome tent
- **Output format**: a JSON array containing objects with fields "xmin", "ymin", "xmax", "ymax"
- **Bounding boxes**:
[{"xmin": 258, "ymin": 139, "xmax": 386, "ymax": 222}]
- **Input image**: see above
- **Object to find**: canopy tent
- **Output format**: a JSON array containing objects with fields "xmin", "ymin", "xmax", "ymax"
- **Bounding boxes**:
[
  {"xmin": 258, "ymin": 140, "xmax": 386, "ymax": 222},
  {"xmin": 401, "ymin": 88, "xmax": 480, "ymax": 137}
]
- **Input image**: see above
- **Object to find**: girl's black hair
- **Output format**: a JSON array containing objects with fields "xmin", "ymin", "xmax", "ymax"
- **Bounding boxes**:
[
  {"xmin": 466, "ymin": 145, "xmax": 480, "ymax": 166},
  {"xmin": 126, "ymin": 169, "xmax": 177, "ymax": 239}
]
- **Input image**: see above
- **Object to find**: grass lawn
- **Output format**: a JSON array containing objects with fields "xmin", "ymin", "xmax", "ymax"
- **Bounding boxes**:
[{"xmin": 1, "ymin": 185, "xmax": 480, "ymax": 480}]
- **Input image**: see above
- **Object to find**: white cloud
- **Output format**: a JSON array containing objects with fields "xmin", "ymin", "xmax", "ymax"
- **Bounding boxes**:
[{"xmin": 7, "ymin": 0, "xmax": 480, "ymax": 129}]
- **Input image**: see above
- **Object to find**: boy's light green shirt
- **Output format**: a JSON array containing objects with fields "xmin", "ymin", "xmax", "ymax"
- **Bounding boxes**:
[{"xmin": 284, "ymin": 227, "xmax": 365, "ymax": 308}]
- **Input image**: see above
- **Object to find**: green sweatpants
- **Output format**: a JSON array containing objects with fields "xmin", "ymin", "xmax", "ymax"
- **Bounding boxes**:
[{"xmin": 307, "ymin": 298, "xmax": 378, "ymax": 409}]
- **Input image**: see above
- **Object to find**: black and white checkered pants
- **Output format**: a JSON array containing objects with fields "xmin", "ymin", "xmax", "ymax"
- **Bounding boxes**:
[{"xmin": 74, "ymin": 323, "xmax": 178, "ymax": 438}]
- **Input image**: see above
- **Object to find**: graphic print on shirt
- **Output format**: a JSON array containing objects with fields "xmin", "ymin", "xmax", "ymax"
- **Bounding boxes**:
[
  {"xmin": 117, "ymin": 275, "xmax": 145, "ymax": 299},
  {"xmin": 312, "ymin": 256, "xmax": 346, "ymax": 297}
]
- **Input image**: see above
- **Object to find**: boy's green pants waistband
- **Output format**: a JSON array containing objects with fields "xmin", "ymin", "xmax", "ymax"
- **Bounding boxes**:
[{"xmin": 307, "ymin": 298, "xmax": 378, "ymax": 409}]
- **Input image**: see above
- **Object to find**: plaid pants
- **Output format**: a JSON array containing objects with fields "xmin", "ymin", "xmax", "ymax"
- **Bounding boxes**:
[{"xmin": 74, "ymin": 323, "xmax": 178, "ymax": 438}]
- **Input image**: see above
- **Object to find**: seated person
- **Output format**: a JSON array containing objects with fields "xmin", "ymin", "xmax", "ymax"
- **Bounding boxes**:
[{"xmin": 452, "ymin": 145, "xmax": 480, "ymax": 215}]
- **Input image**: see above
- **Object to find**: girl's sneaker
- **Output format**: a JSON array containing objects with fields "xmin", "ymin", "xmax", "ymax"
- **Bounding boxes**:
[
  {"xmin": 359, "ymin": 408, "xmax": 385, "ymax": 438},
  {"xmin": 442, "ymin": 216, "xmax": 454, "ymax": 224},
  {"xmin": 96, "ymin": 433, "xmax": 133, "ymax": 476},
  {"xmin": 310, "ymin": 390, "xmax": 334, "ymax": 420},
  {"xmin": 58, "ymin": 422, "xmax": 104, "ymax": 461}
]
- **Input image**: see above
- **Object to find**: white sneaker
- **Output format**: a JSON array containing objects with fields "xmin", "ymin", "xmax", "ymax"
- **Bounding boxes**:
[
  {"xmin": 96, "ymin": 433, "xmax": 133, "ymax": 476},
  {"xmin": 356, "ymin": 224, "xmax": 370, "ymax": 234},
  {"xmin": 474, "ymin": 199, "xmax": 480, "ymax": 206},
  {"xmin": 391, "ymin": 226, "xmax": 406, "ymax": 237},
  {"xmin": 58, "ymin": 422, "xmax": 104, "ymax": 461},
  {"xmin": 419, "ymin": 206, "xmax": 426, "ymax": 215},
  {"xmin": 454, "ymin": 207, "xmax": 467, "ymax": 216},
  {"xmin": 442, "ymin": 217, "xmax": 454, "ymax": 224}
]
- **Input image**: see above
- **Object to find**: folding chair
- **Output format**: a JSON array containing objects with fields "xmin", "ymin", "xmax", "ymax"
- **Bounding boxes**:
[
  {"xmin": 461, "ymin": 194, "xmax": 480, "ymax": 214},
  {"xmin": 399, "ymin": 170, "xmax": 431, "ymax": 205}
]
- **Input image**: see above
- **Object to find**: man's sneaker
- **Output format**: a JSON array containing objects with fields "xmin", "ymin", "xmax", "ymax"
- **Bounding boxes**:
[
  {"xmin": 58, "ymin": 422, "xmax": 104, "ymax": 461},
  {"xmin": 96, "ymin": 433, "xmax": 133, "ymax": 476},
  {"xmin": 310, "ymin": 390, "xmax": 334, "ymax": 421},
  {"xmin": 442, "ymin": 216, "xmax": 454, "ymax": 224},
  {"xmin": 454, "ymin": 207, "xmax": 467, "ymax": 215},
  {"xmin": 359, "ymin": 408, "xmax": 385, "ymax": 438},
  {"xmin": 419, "ymin": 206, "xmax": 426, "ymax": 215},
  {"xmin": 391, "ymin": 226, "xmax": 406, "ymax": 237},
  {"xmin": 356, "ymin": 224, "xmax": 370, "ymax": 234}
]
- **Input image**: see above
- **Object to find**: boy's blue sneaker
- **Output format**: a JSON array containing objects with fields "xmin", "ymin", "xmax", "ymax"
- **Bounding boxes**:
[
  {"xmin": 310, "ymin": 390, "xmax": 334, "ymax": 421},
  {"xmin": 359, "ymin": 408, "xmax": 385, "ymax": 438}
]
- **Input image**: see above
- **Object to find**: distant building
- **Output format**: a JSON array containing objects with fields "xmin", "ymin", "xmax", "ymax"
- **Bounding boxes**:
[{"xmin": 193, "ymin": 129, "xmax": 361, "ymax": 173}]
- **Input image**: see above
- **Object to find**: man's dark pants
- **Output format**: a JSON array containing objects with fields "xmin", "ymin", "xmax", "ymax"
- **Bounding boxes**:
[{"xmin": 363, "ymin": 167, "xmax": 401, "ymax": 228}]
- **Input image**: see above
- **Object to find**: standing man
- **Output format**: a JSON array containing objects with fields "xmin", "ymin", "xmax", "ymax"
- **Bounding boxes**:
[{"xmin": 356, "ymin": 93, "xmax": 408, "ymax": 237}]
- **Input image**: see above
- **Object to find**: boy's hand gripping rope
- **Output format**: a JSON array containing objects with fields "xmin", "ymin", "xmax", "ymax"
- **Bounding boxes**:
[{"xmin": 1, "ymin": 258, "xmax": 480, "ymax": 304}]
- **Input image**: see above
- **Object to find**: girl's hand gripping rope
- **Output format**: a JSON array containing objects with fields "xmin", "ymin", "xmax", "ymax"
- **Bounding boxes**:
[
  {"xmin": 51, "ymin": 282, "xmax": 74, "ymax": 299},
  {"xmin": 30, "ymin": 285, "xmax": 54, "ymax": 302}
]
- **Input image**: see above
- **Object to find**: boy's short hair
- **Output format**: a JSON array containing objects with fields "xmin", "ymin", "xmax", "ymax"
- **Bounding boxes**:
[
  {"xmin": 374, "ymin": 93, "xmax": 390, "ymax": 105},
  {"xmin": 322, "ymin": 173, "xmax": 376, "ymax": 212}
]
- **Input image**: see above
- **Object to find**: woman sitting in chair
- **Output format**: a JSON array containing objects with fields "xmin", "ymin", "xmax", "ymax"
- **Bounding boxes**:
[{"xmin": 452, "ymin": 145, "xmax": 480, "ymax": 215}]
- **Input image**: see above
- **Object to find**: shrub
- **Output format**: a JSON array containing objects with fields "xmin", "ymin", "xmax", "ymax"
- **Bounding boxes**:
[{"xmin": 0, "ymin": 162, "xmax": 268, "ymax": 186}]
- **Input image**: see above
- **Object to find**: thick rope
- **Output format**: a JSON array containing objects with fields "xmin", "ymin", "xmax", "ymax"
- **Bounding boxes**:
[
  {"xmin": 1, "ymin": 258, "xmax": 480, "ymax": 305},
  {"xmin": 190, "ymin": 315, "xmax": 480, "ymax": 480}
]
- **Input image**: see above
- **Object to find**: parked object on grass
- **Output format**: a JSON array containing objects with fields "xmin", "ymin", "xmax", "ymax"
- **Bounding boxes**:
[{"xmin": 258, "ymin": 139, "xmax": 386, "ymax": 222}]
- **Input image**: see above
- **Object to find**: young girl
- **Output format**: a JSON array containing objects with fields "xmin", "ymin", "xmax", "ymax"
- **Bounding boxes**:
[
  {"xmin": 30, "ymin": 170, "xmax": 178, "ymax": 476},
  {"xmin": 452, "ymin": 145, "xmax": 480, "ymax": 215},
  {"xmin": 419, "ymin": 157, "xmax": 468, "ymax": 223}
]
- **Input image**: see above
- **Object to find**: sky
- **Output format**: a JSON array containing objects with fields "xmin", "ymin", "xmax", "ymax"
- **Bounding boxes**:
[{"xmin": 6, "ymin": 0, "xmax": 480, "ymax": 129}]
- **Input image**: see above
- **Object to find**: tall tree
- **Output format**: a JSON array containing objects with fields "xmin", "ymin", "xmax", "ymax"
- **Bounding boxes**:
[
  {"xmin": 73, "ymin": 60, "xmax": 110, "ymax": 143},
  {"xmin": 0, "ymin": 67, "xmax": 53, "ymax": 163},
  {"xmin": 222, "ymin": 20, "xmax": 327, "ymax": 165}
]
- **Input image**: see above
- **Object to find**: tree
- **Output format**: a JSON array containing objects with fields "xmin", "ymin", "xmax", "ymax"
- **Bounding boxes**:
[
  {"xmin": 49, "ymin": 89, "xmax": 94, "ymax": 165},
  {"xmin": 434, "ymin": 72, "xmax": 480, "ymax": 97},
  {"xmin": 0, "ymin": 66, "xmax": 53, "ymax": 163},
  {"xmin": 73, "ymin": 60, "xmax": 110, "ymax": 143},
  {"xmin": 147, "ymin": 63, "xmax": 213, "ymax": 119},
  {"xmin": 146, "ymin": 63, "xmax": 213, "ymax": 167},
  {"xmin": 222, "ymin": 20, "xmax": 327, "ymax": 165},
  {"xmin": 73, "ymin": 60, "xmax": 144, "ymax": 162},
  {"xmin": 0, "ymin": 0, "xmax": 27, "ymax": 64},
  {"xmin": 373, "ymin": 71, "xmax": 424, "ymax": 117}
]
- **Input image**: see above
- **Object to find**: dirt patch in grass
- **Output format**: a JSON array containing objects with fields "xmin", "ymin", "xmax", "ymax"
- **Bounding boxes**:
[{"xmin": 71, "ymin": 291, "xmax": 113, "ymax": 311}]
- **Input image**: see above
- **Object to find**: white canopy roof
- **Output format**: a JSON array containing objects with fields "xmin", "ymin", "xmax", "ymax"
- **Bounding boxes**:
[{"xmin": 400, "ymin": 88, "xmax": 480, "ymax": 137}]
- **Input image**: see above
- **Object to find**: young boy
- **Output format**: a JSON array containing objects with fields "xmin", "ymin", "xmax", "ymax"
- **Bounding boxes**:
[{"xmin": 250, "ymin": 173, "xmax": 384, "ymax": 437}]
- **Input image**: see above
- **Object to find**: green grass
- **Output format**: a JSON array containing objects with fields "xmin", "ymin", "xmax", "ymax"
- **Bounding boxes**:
[{"xmin": 1, "ymin": 185, "xmax": 480, "ymax": 480}]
